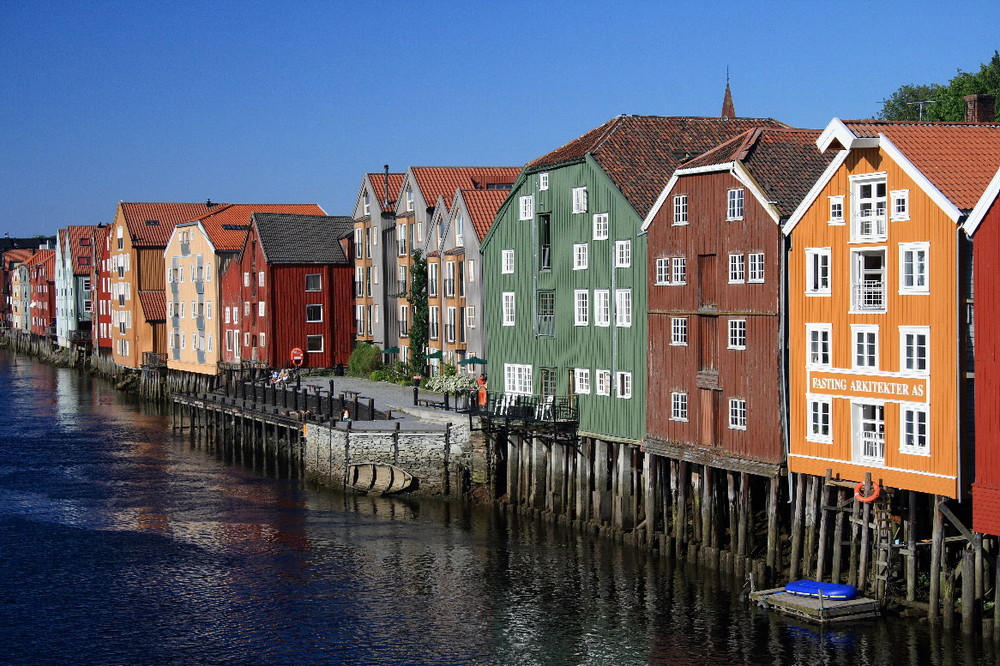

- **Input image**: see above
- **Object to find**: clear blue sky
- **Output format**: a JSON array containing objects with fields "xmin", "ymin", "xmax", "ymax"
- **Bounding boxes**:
[{"xmin": 1, "ymin": 0, "xmax": 997, "ymax": 237}]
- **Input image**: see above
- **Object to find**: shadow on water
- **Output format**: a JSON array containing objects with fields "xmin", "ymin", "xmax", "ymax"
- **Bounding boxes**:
[{"xmin": 0, "ymin": 350, "xmax": 997, "ymax": 665}]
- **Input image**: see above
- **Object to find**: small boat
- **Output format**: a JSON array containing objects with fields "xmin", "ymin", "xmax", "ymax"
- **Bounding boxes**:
[
  {"xmin": 784, "ymin": 579, "xmax": 858, "ymax": 601},
  {"xmin": 348, "ymin": 463, "xmax": 414, "ymax": 496}
]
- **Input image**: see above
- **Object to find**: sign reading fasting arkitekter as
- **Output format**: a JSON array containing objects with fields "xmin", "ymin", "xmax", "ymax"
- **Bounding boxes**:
[{"xmin": 807, "ymin": 369, "xmax": 928, "ymax": 404}]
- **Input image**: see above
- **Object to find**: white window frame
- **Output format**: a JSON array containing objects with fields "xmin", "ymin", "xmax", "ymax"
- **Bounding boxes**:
[
  {"xmin": 538, "ymin": 172, "xmax": 549, "ymax": 190},
  {"xmin": 728, "ymin": 319, "xmax": 747, "ymax": 350},
  {"xmin": 852, "ymin": 324, "xmax": 879, "ymax": 370},
  {"xmin": 258, "ymin": 301, "xmax": 265, "ymax": 318},
  {"xmin": 727, "ymin": 188, "xmax": 745, "ymax": 220},
  {"xmin": 428, "ymin": 305, "xmax": 439, "ymax": 340},
  {"xmin": 572, "ymin": 187, "xmax": 588, "ymax": 214},
  {"xmin": 900, "ymin": 326, "xmax": 929, "ymax": 375},
  {"xmin": 595, "ymin": 369, "xmax": 611, "ymax": 396},
  {"xmin": 306, "ymin": 304, "xmax": 323, "ymax": 323},
  {"xmin": 673, "ymin": 194, "xmax": 688, "ymax": 226},
  {"xmin": 748, "ymin": 252, "xmax": 765, "ymax": 283},
  {"xmin": 574, "ymin": 289, "xmax": 589, "ymax": 326},
  {"xmin": 655, "ymin": 258, "xmax": 670, "ymax": 285},
  {"xmin": 806, "ymin": 323, "xmax": 832, "ymax": 369},
  {"xmin": 502, "ymin": 292, "xmax": 515, "ymax": 326},
  {"xmin": 828, "ymin": 195, "xmax": 845, "ymax": 225},
  {"xmin": 672, "ymin": 257, "xmax": 687, "ymax": 285},
  {"xmin": 853, "ymin": 400, "xmax": 886, "ymax": 465},
  {"xmin": 501, "ymin": 249, "xmax": 515, "ymax": 275},
  {"xmin": 258, "ymin": 271, "xmax": 265, "ymax": 287},
  {"xmin": 519, "ymin": 195, "xmax": 534, "ymax": 221},
  {"xmin": 615, "ymin": 240, "xmax": 631, "ymax": 268},
  {"xmin": 594, "ymin": 290, "xmax": 610, "ymax": 327},
  {"xmin": 504, "ymin": 363, "xmax": 533, "ymax": 395},
  {"xmin": 616, "ymin": 371, "xmax": 632, "ymax": 399},
  {"xmin": 465, "ymin": 306, "xmax": 476, "ymax": 330},
  {"xmin": 807, "ymin": 396, "xmax": 833, "ymax": 443},
  {"xmin": 307, "ymin": 334, "xmax": 324, "ymax": 353},
  {"xmin": 574, "ymin": 368, "xmax": 591, "ymax": 394},
  {"xmin": 593, "ymin": 213, "xmax": 608, "ymax": 240},
  {"xmin": 729, "ymin": 398, "xmax": 747, "ymax": 430},
  {"xmin": 805, "ymin": 247, "xmax": 831, "ymax": 295},
  {"xmin": 900, "ymin": 403, "xmax": 930, "ymax": 456},
  {"xmin": 671, "ymin": 317, "xmax": 687, "ymax": 346},
  {"xmin": 899, "ymin": 242, "xmax": 929, "ymax": 294},
  {"xmin": 890, "ymin": 189, "xmax": 910, "ymax": 222},
  {"xmin": 573, "ymin": 243, "xmax": 589, "ymax": 270},
  {"xmin": 728, "ymin": 253, "xmax": 745, "ymax": 284},
  {"xmin": 850, "ymin": 173, "xmax": 888, "ymax": 242},
  {"xmin": 615, "ymin": 289, "xmax": 632, "ymax": 327},
  {"xmin": 671, "ymin": 392, "xmax": 688, "ymax": 421}
]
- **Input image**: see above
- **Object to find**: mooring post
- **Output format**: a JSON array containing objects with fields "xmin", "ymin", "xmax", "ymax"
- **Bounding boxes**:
[
  {"xmin": 804, "ymin": 475, "xmax": 818, "ymax": 577},
  {"xmin": 816, "ymin": 470, "xmax": 832, "ymax": 582},
  {"xmin": 832, "ymin": 488, "xmax": 845, "ymax": 583},
  {"xmin": 368, "ymin": 398, "xmax": 374, "ymax": 421},
  {"xmin": 907, "ymin": 490, "xmax": 918, "ymax": 601},
  {"xmin": 858, "ymin": 473, "xmax": 873, "ymax": 595}
]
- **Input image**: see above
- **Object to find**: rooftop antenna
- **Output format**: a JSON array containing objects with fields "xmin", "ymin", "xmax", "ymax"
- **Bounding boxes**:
[{"xmin": 906, "ymin": 100, "xmax": 937, "ymax": 121}]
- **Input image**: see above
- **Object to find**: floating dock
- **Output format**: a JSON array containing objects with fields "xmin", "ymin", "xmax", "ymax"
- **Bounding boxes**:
[{"xmin": 750, "ymin": 588, "xmax": 880, "ymax": 624}]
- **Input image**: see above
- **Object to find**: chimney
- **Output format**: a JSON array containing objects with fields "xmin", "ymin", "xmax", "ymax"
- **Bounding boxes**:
[{"xmin": 964, "ymin": 94, "xmax": 996, "ymax": 123}]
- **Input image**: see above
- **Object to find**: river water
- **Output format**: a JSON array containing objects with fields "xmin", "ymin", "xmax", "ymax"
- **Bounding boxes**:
[{"xmin": 0, "ymin": 350, "xmax": 993, "ymax": 665}]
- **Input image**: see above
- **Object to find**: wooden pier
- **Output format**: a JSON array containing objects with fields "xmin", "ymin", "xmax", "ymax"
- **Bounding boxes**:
[{"xmin": 750, "ymin": 588, "xmax": 880, "ymax": 624}]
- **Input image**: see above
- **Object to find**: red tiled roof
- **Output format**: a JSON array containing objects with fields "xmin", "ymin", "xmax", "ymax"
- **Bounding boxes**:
[
  {"xmin": 24, "ymin": 248, "xmax": 54, "ymax": 268},
  {"xmin": 366, "ymin": 173, "xmax": 405, "ymax": 212},
  {"xmin": 528, "ymin": 115, "xmax": 789, "ymax": 217},
  {"xmin": 139, "ymin": 290, "xmax": 166, "ymax": 322},
  {"xmin": 120, "ymin": 202, "xmax": 229, "ymax": 248},
  {"xmin": 3, "ymin": 248, "xmax": 34, "ymax": 268},
  {"xmin": 410, "ymin": 167, "xmax": 520, "ymax": 211},
  {"xmin": 67, "ymin": 225, "xmax": 98, "ymax": 274},
  {"xmin": 682, "ymin": 128, "xmax": 832, "ymax": 217},
  {"xmin": 845, "ymin": 120, "xmax": 1000, "ymax": 210},
  {"xmin": 459, "ymin": 189, "xmax": 510, "ymax": 241},
  {"xmin": 180, "ymin": 203, "xmax": 327, "ymax": 251}
]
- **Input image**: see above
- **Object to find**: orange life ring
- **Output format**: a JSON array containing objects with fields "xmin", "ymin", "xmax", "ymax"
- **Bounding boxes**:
[{"xmin": 854, "ymin": 482, "xmax": 881, "ymax": 503}]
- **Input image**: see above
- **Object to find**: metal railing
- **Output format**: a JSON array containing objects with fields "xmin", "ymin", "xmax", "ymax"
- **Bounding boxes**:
[
  {"xmin": 853, "ymin": 279, "xmax": 885, "ymax": 311},
  {"xmin": 480, "ymin": 391, "xmax": 578, "ymax": 425},
  {"xmin": 142, "ymin": 352, "xmax": 167, "ymax": 368},
  {"xmin": 860, "ymin": 430, "xmax": 885, "ymax": 462},
  {"xmin": 855, "ymin": 208, "xmax": 886, "ymax": 239}
]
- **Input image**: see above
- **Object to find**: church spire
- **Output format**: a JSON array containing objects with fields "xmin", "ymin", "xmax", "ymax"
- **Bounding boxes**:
[{"xmin": 721, "ymin": 70, "xmax": 735, "ymax": 119}]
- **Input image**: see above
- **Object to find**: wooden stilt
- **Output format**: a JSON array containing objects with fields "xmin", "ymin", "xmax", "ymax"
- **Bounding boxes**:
[
  {"xmin": 803, "ymin": 475, "xmax": 818, "ymax": 577},
  {"xmin": 930, "ymin": 494, "xmax": 944, "ymax": 622},
  {"xmin": 727, "ymin": 471, "xmax": 737, "ymax": 556},
  {"xmin": 676, "ymin": 461, "xmax": 688, "ymax": 559},
  {"xmin": 943, "ymin": 566, "xmax": 956, "ymax": 630},
  {"xmin": 766, "ymin": 475, "xmax": 779, "ymax": 580},
  {"xmin": 907, "ymin": 490, "xmax": 918, "ymax": 602},
  {"xmin": 789, "ymin": 473, "xmax": 804, "ymax": 581},
  {"xmin": 702, "ymin": 465, "xmax": 714, "ymax": 550},
  {"xmin": 816, "ymin": 470, "xmax": 831, "ymax": 581},
  {"xmin": 832, "ymin": 488, "xmax": 845, "ymax": 584},
  {"xmin": 994, "ymin": 544, "xmax": 1000, "ymax": 643},
  {"xmin": 962, "ymin": 549, "xmax": 976, "ymax": 634},
  {"xmin": 737, "ymin": 471, "xmax": 749, "ymax": 560},
  {"xmin": 858, "ymin": 473, "xmax": 873, "ymax": 594}
]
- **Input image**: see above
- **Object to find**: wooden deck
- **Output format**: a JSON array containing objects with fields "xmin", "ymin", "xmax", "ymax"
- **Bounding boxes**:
[{"xmin": 750, "ymin": 588, "xmax": 880, "ymax": 624}]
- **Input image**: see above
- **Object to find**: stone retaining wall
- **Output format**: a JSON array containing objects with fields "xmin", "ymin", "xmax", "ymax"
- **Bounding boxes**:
[{"xmin": 302, "ymin": 420, "xmax": 473, "ymax": 496}]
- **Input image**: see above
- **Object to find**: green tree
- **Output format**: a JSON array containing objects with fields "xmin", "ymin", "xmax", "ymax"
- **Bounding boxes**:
[
  {"xmin": 407, "ymin": 250, "xmax": 429, "ymax": 378},
  {"xmin": 879, "ymin": 51, "xmax": 1000, "ymax": 122},
  {"xmin": 878, "ymin": 83, "xmax": 942, "ymax": 120}
]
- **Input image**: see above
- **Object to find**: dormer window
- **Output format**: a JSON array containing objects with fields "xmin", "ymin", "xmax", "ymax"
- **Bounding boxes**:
[
  {"xmin": 455, "ymin": 214, "xmax": 465, "ymax": 247},
  {"xmin": 363, "ymin": 192, "xmax": 371, "ymax": 216}
]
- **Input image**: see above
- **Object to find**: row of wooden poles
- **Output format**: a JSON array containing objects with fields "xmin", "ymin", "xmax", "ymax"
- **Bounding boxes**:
[
  {"xmin": 171, "ymin": 398, "xmax": 304, "ymax": 479},
  {"xmin": 491, "ymin": 430, "xmax": 1000, "ymax": 638}
]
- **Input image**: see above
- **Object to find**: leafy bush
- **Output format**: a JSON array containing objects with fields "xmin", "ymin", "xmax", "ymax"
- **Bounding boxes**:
[
  {"xmin": 369, "ymin": 370, "xmax": 387, "ymax": 383},
  {"xmin": 348, "ymin": 343, "xmax": 383, "ymax": 377},
  {"xmin": 440, "ymin": 362, "xmax": 457, "ymax": 377}
]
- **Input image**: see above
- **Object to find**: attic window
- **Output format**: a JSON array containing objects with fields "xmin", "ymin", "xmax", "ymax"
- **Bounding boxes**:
[
  {"xmin": 486, "ymin": 183, "xmax": 513, "ymax": 190},
  {"xmin": 80, "ymin": 238, "xmax": 92, "ymax": 246},
  {"xmin": 222, "ymin": 224, "xmax": 250, "ymax": 231},
  {"xmin": 145, "ymin": 219, "xmax": 160, "ymax": 226}
]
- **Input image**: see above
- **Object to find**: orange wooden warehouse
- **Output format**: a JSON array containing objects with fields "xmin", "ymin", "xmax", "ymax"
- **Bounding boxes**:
[{"xmin": 783, "ymin": 117, "xmax": 1000, "ymax": 499}]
